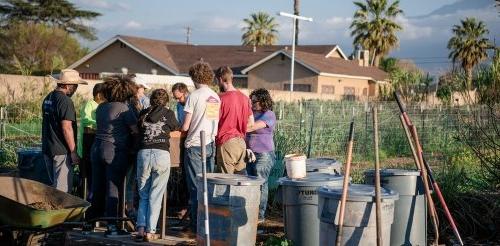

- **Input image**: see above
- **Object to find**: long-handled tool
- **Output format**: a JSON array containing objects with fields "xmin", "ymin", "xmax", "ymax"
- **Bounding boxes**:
[
  {"xmin": 335, "ymin": 121, "xmax": 355, "ymax": 246},
  {"xmin": 399, "ymin": 113, "xmax": 440, "ymax": 245},
  {"xmin": 395, "ymin": 91, "xmax": 463, "ymax": 246},
  {"xmin": 200, "ymin": 131, "xmax": 210, "ymax": 246},
  {"xmin": 372, "ymin": 106, "xmax": 383, "ymax": 246}
]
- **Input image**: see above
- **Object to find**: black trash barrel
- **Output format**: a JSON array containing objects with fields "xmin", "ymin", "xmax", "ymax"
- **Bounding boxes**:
[{"xmin": 17, "ymin": 148, "xmax": 51, "ymax": 185}]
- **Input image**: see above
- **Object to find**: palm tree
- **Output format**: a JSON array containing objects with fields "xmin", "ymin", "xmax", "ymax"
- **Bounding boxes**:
[
  {"xmin": 294, "ymin": 0, "xmax": 300, "ymax": 45},
  {"xmin": 350, "ymin": 0, "xmax": 403, "ymax": 67},
  {"xmin": 241, "ymin": 12, "xmax": 279, "ymax": 47},
  {"xmin": 447, "ymin": 17, "xmax": 491, "ymax": 85}
]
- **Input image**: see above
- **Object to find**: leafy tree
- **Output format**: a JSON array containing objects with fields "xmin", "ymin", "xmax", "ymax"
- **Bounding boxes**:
[
  {"xmin": 242, "ymin": 12, "xmax": 279, "ymax": 47},
  {"xmin": 473, "ymin": 49, "xmax": 499, "ymax": 104},
  {"xmin": 378, "ymin": 57, "xmax": 432, "ymax": 102},
  {"xmin": 0, "ymin": 22, "xmax": 87, "ymax": 75},
  {"xmin": 350, "ymin": 0, "xmax": 403, "ymax": 67},
  {"xmin": 379, "ymin": 57, "xmax": 398, "ymax": 73},
  {"xmin": 447, "ymin": 18, "xmax": 491, "ymax": 86},
  {"xmin": 0, "ymin": 0, "xmax": 100, "ymax": 40}
]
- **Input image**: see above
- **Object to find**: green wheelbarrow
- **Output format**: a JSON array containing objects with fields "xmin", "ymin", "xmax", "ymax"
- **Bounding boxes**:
[{"xmin": 0, "ymin": 176, "xmax": 90, "ymax": 229}]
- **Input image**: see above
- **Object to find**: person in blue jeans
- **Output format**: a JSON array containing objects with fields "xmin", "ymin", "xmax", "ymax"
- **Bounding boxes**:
[
  {"xmin": 246, "ymin": 88, "xmax": 276, "ymax": 223},
  {"xmin": 181, "ymin": 62, "xmax": 220, "ymax": 231},
  {"xmin": 135, "ymin": 89, "xmax": 179, "ymax": 242}
]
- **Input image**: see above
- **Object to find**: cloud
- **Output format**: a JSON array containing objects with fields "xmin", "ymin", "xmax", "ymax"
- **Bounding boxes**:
[
  {"xmin": 324, "ymin": 17, "xmax": 352, "ymax": 28},
  {"xmin": 396, "ymin": 16, "xmax": 433, "ymax": 40},
  {"xmin": 125, "ymin": 21, "xmax": 143, "ymax": 30},
  {"xmin": 72, "ymin": 0, "xmax": 129, "ymax": 11},
  {"xmin": 205, "ymin": 17, "xmax": 240, "ymax": 31}
]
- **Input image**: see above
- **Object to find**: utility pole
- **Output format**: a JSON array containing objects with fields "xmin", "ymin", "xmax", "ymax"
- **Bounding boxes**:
[
  {"xmin": 277, "ymin": 12, "xmax": 313, "ymax": 93},
  {"xmin": 185, "ymin": 26, "xmax": 192, "ymax": 45},
  {"xmin": 293, "ymin": 0, "xmax": 300, "ymax": 45}
]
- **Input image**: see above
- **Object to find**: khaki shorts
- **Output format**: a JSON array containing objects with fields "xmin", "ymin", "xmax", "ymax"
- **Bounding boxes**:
[{"xmin": 216, "ymin": 137, "xmax": 246, "ymax": 174}]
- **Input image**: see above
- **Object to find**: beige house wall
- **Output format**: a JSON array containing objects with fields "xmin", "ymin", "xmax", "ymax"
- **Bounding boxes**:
[
  {"xmin": 317, "ymin": 75, "xmax": 378, "ymax": 100},
  {"xmin": 74, "ymin": 41, "xmax": 173, "ymax": 75},
  {"xmin": 247, "ymin": 55, "xmax": 318, "ymax": 92}
]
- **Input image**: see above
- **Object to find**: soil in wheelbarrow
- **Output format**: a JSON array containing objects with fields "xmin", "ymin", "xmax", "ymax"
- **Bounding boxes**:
[{"xmin": 27, "ymin": 201, "xmax": 64, "ymax": 210}]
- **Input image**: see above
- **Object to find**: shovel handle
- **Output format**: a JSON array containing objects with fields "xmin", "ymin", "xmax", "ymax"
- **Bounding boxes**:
[{"xmin": 394, "ymin": 91, "xmax": 406, "ymax": 113}]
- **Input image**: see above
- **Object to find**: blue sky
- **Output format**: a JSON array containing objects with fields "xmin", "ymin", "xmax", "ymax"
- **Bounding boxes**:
[{"xmin": 71, "ymin": 0, "xmax": 499, "ymax": 76}]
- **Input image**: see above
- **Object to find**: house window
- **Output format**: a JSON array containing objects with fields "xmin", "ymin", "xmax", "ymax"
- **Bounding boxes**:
[
  {"xmin": 344, "ymin": 87, "xmax": 355, "ymax": 95},
  {"xmin": 284, "ymin": 83, "xmax": 311, "ymax": 92},
  {"xmin": 79, "ymin": 73, "xmax": 100, "ymax": 80},
  {"xmin": 362, "ymin": 88, "xmax": 368, "ymax": 96},
  {"xmin": 321, "ymin": 85, "xmax": 335, "ymax": 94},
  {"xmin": 120, "ymin": 42, "xmax": 126, "ymax": 48},
  {"xmin": 343, "ymin": 87, "xmax": 356, "ymax": 100}
]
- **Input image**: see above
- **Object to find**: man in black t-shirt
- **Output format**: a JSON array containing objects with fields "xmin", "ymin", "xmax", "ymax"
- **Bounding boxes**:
[{"xmin": 42, "ymin": 69, "xmax": 87, "ymax": 193}]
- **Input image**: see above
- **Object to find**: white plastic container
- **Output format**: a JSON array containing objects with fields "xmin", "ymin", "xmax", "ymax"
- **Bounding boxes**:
[{"xmin": 285, "ymin": 154, "xmax": 307, "ymax": 179}]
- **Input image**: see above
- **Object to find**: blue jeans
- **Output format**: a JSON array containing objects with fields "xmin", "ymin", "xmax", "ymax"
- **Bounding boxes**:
[
  {"xmin": 136, "ymin": 149, "xmax": 171, "ymax": 233},
  {"xmin": 246, "ymin": 151, "xmax": 275, "ymax": 220},
  {"xmin": 184, "ymin": 143, "xmax": 215, "ymax": 230}
]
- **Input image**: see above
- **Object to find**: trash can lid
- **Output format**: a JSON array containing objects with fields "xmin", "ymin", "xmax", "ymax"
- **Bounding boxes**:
[
  {"xmin": 306, "ymin": 158, "xmax": 342, "ymax": 171},
  {"xmin": 319, "ymin": 184, "xmax": 399, "ymax": 202},
  {"xmin": 278, "ymin": 172, "xmax": 346, "ymax": 187},
  {"xmin": 196, "ymin": 173, "xmax": 264, "ymax": 186},
  {"xmin": 16, "ymin": 147, "xmax": 42, "ymax": 153},
  {"xmin": 364, "ymin": 168, "xmax": 420, "ymax": 177}
]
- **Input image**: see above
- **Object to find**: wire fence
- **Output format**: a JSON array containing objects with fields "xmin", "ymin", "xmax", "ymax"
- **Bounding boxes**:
[
  {"xmin": 274, "ymin": 101, "xmax": 470, "ymax": 162},
  {"xmin": 0, "ymin": 100, "xmax": 480, "ymax": 169}
]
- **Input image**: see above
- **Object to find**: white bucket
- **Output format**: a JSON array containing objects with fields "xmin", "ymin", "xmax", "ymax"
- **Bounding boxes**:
[{"xmin": 285, "ymin": 154, "xmax": 307, "ymax": 179}]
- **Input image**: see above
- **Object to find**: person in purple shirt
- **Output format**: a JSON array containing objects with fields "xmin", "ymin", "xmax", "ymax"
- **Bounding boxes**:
[{"xmin": 246, "ymin": 88, "xmax": 276, "ymax": 223}]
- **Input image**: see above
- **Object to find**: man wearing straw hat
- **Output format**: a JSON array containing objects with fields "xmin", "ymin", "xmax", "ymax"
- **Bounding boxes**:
[{"xmin": 42, "ymin": 69, "xmax": 87, "ymax": 193}]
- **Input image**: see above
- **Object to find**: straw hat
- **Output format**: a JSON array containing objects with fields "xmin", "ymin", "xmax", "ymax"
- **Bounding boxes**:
[{"xmin": 49, "ymin": 69, "xmax": 88, "ymax": 85}]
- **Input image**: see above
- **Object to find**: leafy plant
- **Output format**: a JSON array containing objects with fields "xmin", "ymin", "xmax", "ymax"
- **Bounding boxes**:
[{"xmin": 264, "ymin": 236, "xmax": 293, "ymax": 246}]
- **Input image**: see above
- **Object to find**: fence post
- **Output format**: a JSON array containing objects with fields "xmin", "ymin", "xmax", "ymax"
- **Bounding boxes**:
[
  {"xmin": 307, "ymin": 110, "xmax": 315, "ymax": 158},
  {"xmin": 420, "ymin": 104, "xmax": 425, "ymax": 148},
  {"xmin": 0, "ymin": 107, "xmax": 5, "ymax": 148},
  {"xmin": 364, "ymin": 103, "xmax": 369, "ymax": 157}
]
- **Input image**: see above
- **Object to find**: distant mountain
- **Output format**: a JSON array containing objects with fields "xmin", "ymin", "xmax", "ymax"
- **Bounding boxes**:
[{"xmin": 411, "ymin": 0, "xmax": 494, "ymax": 18}]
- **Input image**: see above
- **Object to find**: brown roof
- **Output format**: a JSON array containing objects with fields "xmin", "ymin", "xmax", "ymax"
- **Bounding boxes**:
[
  {"xmin": 98, "ymin": 35, "xmax": 387, "ymax": 81},
  {"xmin": 289, "ymin": 50, "xmax": 388, "ymax": 81},
  {"xmin": 119, "ymin": 35, "xmax": 338, "ymax": 75},
  {"xmin": 119, "ymin": 35, "xmax": 182, "ymax": 72}
]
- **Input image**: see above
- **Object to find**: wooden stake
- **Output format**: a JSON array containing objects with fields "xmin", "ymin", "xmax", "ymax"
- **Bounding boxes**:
[
  {"xmin": 373, "ymin": 106, "xmax": 383, "ymax": 246},
  {"xmin": 335, "ymin": 121, "xmax": 355, "ymax": 246}
]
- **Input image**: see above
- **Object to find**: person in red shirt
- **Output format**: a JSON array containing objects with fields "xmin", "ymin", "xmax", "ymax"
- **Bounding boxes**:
[{"xmin": 215, "ymin": 66, "xmax": 254, "ymax": 174}]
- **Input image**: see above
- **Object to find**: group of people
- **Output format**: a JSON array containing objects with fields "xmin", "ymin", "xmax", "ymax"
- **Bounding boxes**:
[{"xmin": 41, "ymin": 61, "xmax": 276, "ymax": 241}]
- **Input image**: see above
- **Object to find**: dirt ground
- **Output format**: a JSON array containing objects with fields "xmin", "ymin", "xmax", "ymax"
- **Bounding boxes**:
[{"xmin": 27, "ymin": 201, "xmax": 63, "ymax": 210}]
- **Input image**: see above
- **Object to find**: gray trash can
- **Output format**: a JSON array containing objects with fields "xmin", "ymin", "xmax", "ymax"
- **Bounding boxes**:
[
  {"xmin": 196, "ymin": 173, "xmax": 264, "ymax": 246},
  {"xmin": 306, "ymin": 158, "xmax": 342, "ymax": 174},
  {"xmin": 318, "ymin": 184, "xmax": 399, "ymax": 246},
  {"xmin": 365, "ymin": 169, "xmax": 427, "ymax": 246},
  {"xmin": 279, "ymin": 173, "xmax": 346, "ymax": 246}
]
